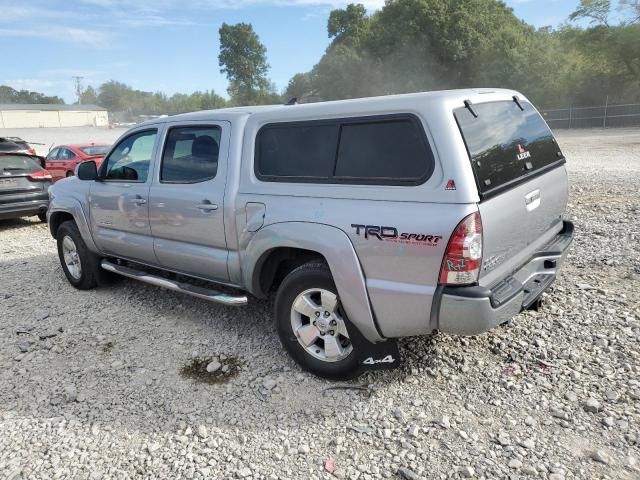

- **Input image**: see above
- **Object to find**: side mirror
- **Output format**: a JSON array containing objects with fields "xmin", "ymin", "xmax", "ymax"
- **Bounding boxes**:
[{"xmin": 76, "ymin": 160, "xmax": 98, "ymax": 181}]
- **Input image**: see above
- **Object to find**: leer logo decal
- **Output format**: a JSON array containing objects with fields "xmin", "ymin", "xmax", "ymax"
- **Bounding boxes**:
[
  {"xmin": 351, "ymin": 224, "xmax": 443, "ymax": 246},
  {"xmin": 517, "ymin": 144, "xmax": 532, "ymax": 161}
]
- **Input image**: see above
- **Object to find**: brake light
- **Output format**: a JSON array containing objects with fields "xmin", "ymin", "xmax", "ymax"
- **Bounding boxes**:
[
  {"xmin": 29, "ymin": 169, "xmax": 52, "ymax": 181},
  {"xmin": 438, "ymin": 212, "xmax": 483, "ymax": 285}
]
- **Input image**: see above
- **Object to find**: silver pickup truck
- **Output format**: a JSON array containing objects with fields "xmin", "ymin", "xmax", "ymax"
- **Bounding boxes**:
[{"xmin": 47, "ymin": 89, "xmax": 574, "ymax": 378}]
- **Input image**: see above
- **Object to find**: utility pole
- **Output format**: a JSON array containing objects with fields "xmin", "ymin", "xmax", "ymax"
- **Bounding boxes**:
[{"xmin": 72, "ymin": 76, "xmax": 84, "ymax": 104}]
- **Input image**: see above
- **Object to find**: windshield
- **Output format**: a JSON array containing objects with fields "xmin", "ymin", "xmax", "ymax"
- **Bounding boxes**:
[
  {"xmin": 0, "ymin": 155, "xmax": 42, "ymax": 173},
  {"xmin": 454, "ymin": 100, "xmax": 564, "ymax": 196},
  {"xmin": 80, "ymin": 145, "xmax": 110, "ymax": 156}
]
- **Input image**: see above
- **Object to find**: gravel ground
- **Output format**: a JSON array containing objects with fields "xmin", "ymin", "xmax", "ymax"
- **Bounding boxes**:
[{"xmin": 1, "ymin": 128, "xmax": 639, "ymax": 479}]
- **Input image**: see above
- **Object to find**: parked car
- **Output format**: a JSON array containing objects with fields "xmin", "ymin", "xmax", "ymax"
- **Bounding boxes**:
[
  {"xmin": 45, "ymin": 143, "xmax": 110, "ymax": 182},
  {"xmin": 0, "ymin": 137, "xmax": 37, "ymax": 155},
  {"xmin": 47, "ymin": 89, "xmax": 574, "ymax": 378},
  {"xmin": 0, "ymin": 153, "xmax": 52, "ymax": 222}
]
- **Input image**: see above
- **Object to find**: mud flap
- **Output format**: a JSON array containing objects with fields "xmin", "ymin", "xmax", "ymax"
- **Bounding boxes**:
[{"xmin": 351, "ymin": 332, "xmax": 401, "ymax": 372}]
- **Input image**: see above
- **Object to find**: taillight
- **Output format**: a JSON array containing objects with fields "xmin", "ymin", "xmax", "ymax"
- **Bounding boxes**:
[
  {"xmin": 438, "ymin": 211, "xmax": 483, "ymax": 285},
  {"xmin": 29, "ymin": 169, "xmax": 52, "ymax": 181}
]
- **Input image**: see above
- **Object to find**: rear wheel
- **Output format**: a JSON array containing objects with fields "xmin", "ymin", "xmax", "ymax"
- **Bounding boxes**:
[
  {"xmin": 66, "ymin": 171, "xmax": 74, "ymax": 177},
  {"xmin": 56, "ymin": 221, "xmax": 101, "ymax": 290},
  {"xmin": 37, "ymin": 212, "xmax": 47, "ymax": 223},
  {"xmin": 275, "ymin": 262, "xmax": 360, "ymax": 379}
]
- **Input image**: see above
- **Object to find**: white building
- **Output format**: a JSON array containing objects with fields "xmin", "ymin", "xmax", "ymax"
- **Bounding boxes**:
[{"xmin": 0, "ymin": 104, "xmax": 109, "ymax": 128}]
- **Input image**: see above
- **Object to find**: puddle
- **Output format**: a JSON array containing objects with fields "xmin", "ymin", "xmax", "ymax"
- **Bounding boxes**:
[{"xmin": 180, "ymin": 356, "xmax": 243, "ymax": 385}]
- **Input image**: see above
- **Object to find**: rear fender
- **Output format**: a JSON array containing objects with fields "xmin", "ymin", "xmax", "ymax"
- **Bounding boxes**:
[{"xmin": 242, "ymin": 222, "xmax": 384, "ymax": 343}]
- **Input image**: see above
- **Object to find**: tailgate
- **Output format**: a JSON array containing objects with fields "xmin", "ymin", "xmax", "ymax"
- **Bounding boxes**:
[
  {"xmin": 454, "ymin": 98, "xmax": 569, "ymax": 287},
  {"xmin": 478, "ymin": 166, "xmax": 567, "ymax": 286}
]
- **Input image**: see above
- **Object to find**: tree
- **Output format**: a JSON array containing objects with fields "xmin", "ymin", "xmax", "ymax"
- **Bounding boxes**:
[
  {"xmin": 569, "ymin": 0, "xmax": 611, "ymax": 26},
  {"xmin": 328, "ymin": 3, "xmax": 369, "ymax": 43},
  {"xmin": 284, "ymin": 73, "xmax": 315, "ymax": 101},
  {"xmin": 218, "ymin": 22, "xmax": 276, "ymax": 105},
  {"xmin": 79, "ymin": 86, "xmax": 98, "ymax": 105},
  {"xmin": 0, "ymin": 85, "xmax": 64, "ymax": 104}
]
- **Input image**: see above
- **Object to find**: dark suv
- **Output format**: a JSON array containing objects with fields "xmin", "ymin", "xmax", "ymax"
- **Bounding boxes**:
[{"xmin": 0, "ymin": 154, "xmax": 52, "ymax": 222}]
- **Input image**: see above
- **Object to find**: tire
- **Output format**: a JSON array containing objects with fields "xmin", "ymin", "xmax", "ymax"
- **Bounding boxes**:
[
  {"xmin": 37, "ymin": 212, "xmax": 47, "ymax": 223},
  {"xmin": 274, "ymin": 261, "xmax": 360, "ymax": 379},
  {"xmin": 56, "ymin": 221, "xmax": 101, "ymax": 290},
  {"xmin": 66, "ymin": 171, "xmax": 74, "ymax": 177}
]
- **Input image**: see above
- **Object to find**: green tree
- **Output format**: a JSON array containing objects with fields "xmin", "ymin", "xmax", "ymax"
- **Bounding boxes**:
[
  {"xmin": 0, "ymin": 85, "xmax": 64, "ymax": 104},
  {"xmin": 218, "ymin": 22, "xmax": 277, "ymax": 105},
  {"xmin": 569, "ymin": 0, "xmax": 611, "ymax": 26},
  {"xmin": 79, "ymin": 86, "xmax": 98, "ymax": 105},
  {"xmin": 328, "ymin": 3, "xmax": 369, "ymax": 43}
]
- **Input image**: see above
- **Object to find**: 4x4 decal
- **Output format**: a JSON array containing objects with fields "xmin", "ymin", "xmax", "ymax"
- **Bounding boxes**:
[{"xmin": 351, "ymin": 224, "xmax": 443, "ymax": 246}]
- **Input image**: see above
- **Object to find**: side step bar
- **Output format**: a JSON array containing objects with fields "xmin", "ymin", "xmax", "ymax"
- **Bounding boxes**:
[{"xmin": 101, "ymin": 260, "xmax": 248, "ymax": 306}]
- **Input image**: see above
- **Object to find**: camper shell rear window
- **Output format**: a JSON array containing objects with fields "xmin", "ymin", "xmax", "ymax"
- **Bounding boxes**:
[{"xmin": 454, "ymin": 100, "xmax": 565, "ymax": 198}]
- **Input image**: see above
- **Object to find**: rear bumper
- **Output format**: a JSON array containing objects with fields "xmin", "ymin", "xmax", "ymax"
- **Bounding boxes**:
[
  {"xmin": 0, "ymin": 197, "xmax": 49, "ymax": 220},
  {"xmin": 435, "ymin": 220, "xmax": 574, "ymax": 336}
]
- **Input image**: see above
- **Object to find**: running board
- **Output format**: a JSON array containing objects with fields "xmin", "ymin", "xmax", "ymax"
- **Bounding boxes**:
[{"xmin": 101, "ymin": 261, "xmax": 248, "ymax": 306}]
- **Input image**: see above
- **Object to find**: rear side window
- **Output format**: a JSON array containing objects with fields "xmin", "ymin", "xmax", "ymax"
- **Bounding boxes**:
[
  {"xmin": 161, "ymin": 126, "xmax": 221, "ymax": 183},
  {"xmin": 255, "ymin": 115, "xmax": 434, "ymax": 185},
  {"xmin": 454, "ymin": 100, "xmax": 564, "ymax": 197}
]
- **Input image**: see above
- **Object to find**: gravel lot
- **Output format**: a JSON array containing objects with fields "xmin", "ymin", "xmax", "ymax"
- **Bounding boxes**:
[{"xmin": 1, "ymin": 128, "xmax": 639, "ymax": 480}]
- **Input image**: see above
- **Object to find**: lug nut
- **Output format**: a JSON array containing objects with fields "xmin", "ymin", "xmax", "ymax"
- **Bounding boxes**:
[
  {"xmin": 330, "ymin": 320, "xmax": 337, "ymax": 327},
  {"xmin": 315, "ymin": 311, "xmax": 320, "ymax": 317},
  {"xmin": 329, "ymin": 330, "xmax": 335, "ymax": 336},
  {"xmin": 324, "ymin": 311, "xmax": 330, "ymax": 317}
]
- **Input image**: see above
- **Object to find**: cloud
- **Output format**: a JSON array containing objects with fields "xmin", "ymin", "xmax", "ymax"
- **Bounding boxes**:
[{"xmin": 0, "ymin": 27, "xmax": 112, "ymax": 48}]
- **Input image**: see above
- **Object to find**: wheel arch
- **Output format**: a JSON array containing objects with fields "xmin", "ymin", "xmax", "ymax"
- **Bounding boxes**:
[
  {"xmin": 243, "ymin": 222, "xmax": 384, "ymax": 343},
  {"xmin": 48, "ymin": 200, "xmax": 99, "ymax": 254}
]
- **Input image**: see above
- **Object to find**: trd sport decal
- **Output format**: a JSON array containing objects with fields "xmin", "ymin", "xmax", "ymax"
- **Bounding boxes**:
[{"xmin": 351, "ymin": 224, "xmax": 443, "ymax": 246}]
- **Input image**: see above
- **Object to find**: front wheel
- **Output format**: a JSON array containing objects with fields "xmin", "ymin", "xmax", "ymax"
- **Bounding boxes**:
[
  {"xmin": 275, "ymin": 262, "xmax": 360, "ymax": 379},
  {"xmin": 56, "ymin": 221, "xmax": 101, "ymax": 290}
]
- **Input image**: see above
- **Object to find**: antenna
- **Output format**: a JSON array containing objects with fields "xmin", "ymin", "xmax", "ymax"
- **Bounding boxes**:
[{"xmin": 72, "ymin": 76, "xmax": 84, "ymax": 104}]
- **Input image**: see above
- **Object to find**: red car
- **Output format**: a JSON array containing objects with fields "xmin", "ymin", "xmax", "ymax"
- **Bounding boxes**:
[{"xmin": 45, "ymin": 143, "xmax": 110, "ymax": 182}]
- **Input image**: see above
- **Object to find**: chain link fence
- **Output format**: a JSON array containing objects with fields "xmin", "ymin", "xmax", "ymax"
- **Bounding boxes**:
[{"xmin": 540, "ymin": 102, "xmax": 640, "ymax": 129}]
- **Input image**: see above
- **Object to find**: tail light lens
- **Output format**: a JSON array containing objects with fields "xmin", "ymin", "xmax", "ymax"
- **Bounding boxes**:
[
  {"xmin": 438, "ymin": 211, "xmax": 483, "ymax": 285},
  {"xmin": 29, "ymin": 169, "xmax": 52, "ymax": 181}
]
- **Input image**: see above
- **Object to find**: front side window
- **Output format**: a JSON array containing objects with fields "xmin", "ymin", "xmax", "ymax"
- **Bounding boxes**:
[
  {"xmin": 161, "ymin": 126, "xmax": 221, "ymax": 183},
  {"xmin": 255, "ymin": 115, "xmax": 434, "ymax": 185},
  {"xmin": 102, "ymin": 130, "xmax": 157, "ymax": 182}
]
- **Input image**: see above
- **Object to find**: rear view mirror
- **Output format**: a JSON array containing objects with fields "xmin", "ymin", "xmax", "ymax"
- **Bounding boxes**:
[{"xmin": 76, "ymin": 161, "xmax": 98, "ymax": 181}]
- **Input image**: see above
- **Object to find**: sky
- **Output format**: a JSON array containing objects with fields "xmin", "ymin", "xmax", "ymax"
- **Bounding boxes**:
[{"xmin": 0, "ymin": 0, "xmax": 585, "ymax": 103}]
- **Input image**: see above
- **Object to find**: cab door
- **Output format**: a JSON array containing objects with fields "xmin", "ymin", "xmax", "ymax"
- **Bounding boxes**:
[
  {"xmin": 89, "ymin": 128, "xmax": 160, "ymax": 265},
  {"xmin": 148, "ymin": 122, "xmax": 229, "ymax": 282}
]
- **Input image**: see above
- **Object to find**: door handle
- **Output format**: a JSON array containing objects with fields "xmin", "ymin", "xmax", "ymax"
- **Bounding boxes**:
[
  {"xmin": 132, "ymin": 195, "xmax": 147, "ymax": 206},
  {"xmin": 196, "ymin": 200, "xmax": 218, "ymax": 212}
]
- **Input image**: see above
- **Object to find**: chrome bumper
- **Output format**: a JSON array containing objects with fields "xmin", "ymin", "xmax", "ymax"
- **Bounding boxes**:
[{"xmin": 435, "ymin": 221, "xmax": 574, "ymax": 336}]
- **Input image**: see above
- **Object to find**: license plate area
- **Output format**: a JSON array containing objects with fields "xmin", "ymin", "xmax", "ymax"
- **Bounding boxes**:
[{"xmin": 0, "ymin": 178, "xmax": 18, "ymax": 189}]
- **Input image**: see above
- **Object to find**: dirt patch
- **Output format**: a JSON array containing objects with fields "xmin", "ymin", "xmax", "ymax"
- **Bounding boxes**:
[{"xmin": 179, "ymin": 356, "xmax": 243, "ymax": 385}]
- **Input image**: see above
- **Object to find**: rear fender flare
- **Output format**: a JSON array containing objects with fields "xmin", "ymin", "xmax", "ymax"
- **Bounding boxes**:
[{"xmin": 243, "ymin": 222, "xmax": 384, "ymax": 343}]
